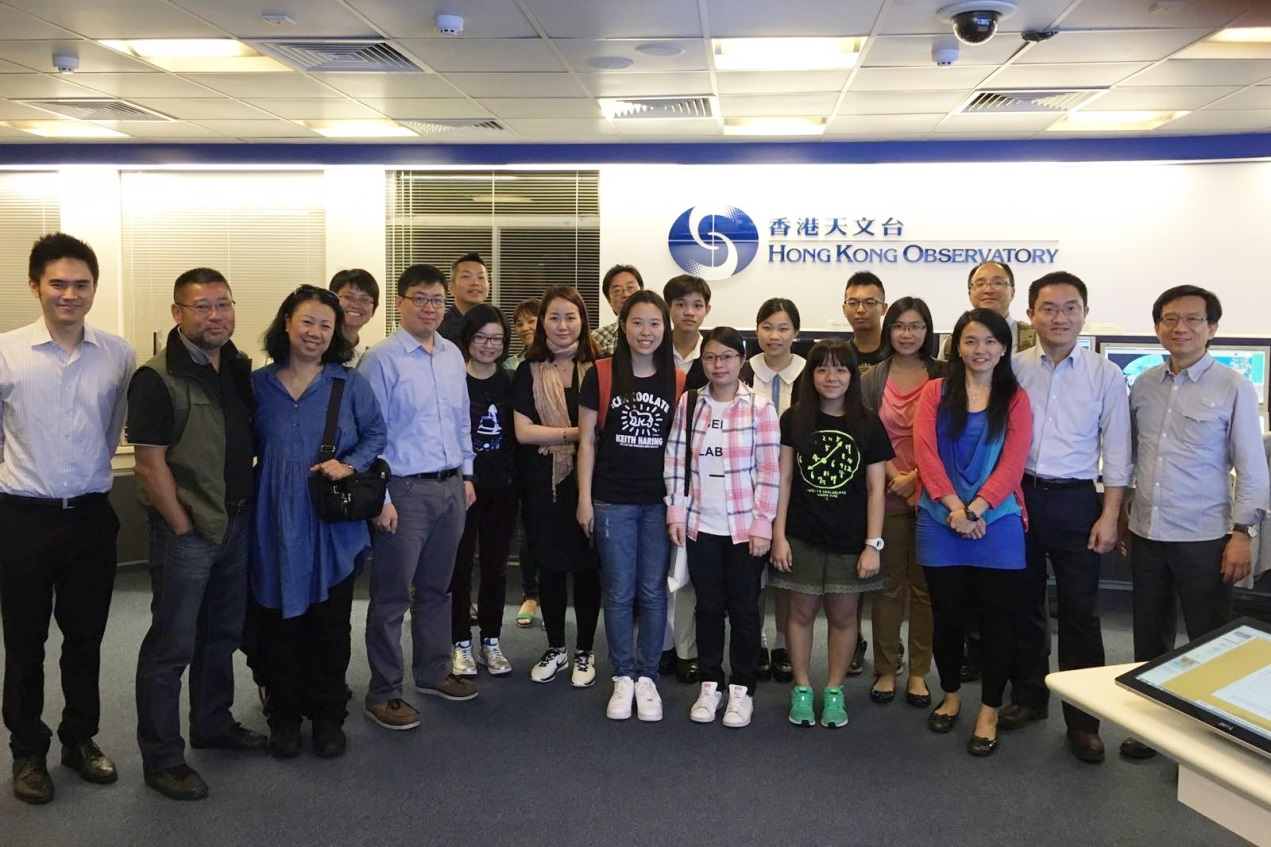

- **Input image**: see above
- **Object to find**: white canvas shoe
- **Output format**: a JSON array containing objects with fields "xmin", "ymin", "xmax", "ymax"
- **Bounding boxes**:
[
  {"xmin": 606, "ymin": 676, "xmax": 635, "ymax": 720},
  {"xmin": 690, "ymin": 682, "xmax": 722, "ymax": 723}
]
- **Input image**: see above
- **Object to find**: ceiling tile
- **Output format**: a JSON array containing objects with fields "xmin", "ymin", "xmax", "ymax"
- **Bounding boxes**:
[
  {"xmin": 446, "ymin": 72, "xmax": 587, "ymax": 98},
  {"xmin": 244, "ymin": 99, "xmax": 385, "ymax": 120},
  {"xmin": 344, "ymin": 0, "xmax": 539, "ymax": 38},
  {"xmin": 838, "ymin": 90, "xmax": 968, "ymax": 115},
  {"xmin": 936, "ymin": 112, "xmax": 1062, "ymax": 133},
  {"xmin": 129, "ymin": 98, "xmax": 274, "ymax": 119},
  {"xmin": 1015, "ymin": 29, "xmax": 1212, "ymax": 64},
  {"xmin": 189, "ymin": 118, "xmax": 321, "ymax": 138},
  {"xmin": 878, "ymin": 0, "xmax": 1072, "ymax": 36},
  {"xmin": 716, "ymin": 70, "xmax": 848, "ymax": 95},
  {"xmin": 520, "ymin": 0, "xmax": 702, "ymax": 39},
  {"xmin": 1060, "ymin": 0, "xmax": 1260, "ymax": 30},
  {"xmin": 718, "ymin": 93, "xmax": 840, "ymax": 117},
  {"xmin": 72, "ymin": 72, "xmax": 224, "ymax": 98},
  {"xmin": 702, "ymin": 0, "xmax": 882, "ymax": 37},
  {"xmin": 0, "ymin": 0, "xmax": 221, "ymax": 39},
  {"xmin": 1120, "ymin": 59, "xmax": 1271, "ymax": 87},
  {"xmin": 1082, "ymin": 86, "xmax": 1239, "ymax": 111},
  {"xmin": 553, "ymin": 39, "xmax": 708, "ymax": 73},
  {"xmin": 0, "ymin": 124, "xmax": 33, "ymax": 138},
  {"xmin": 0, "ymin": 100, "xmax": 62, "ymax": 120},
  {"xmin": 1203, "ymin": 86, "xmax": 1271, "ymax": 110},
  {"xmin": 987, "ymin": 62, "xmax": 1150, "ymax": 88},
  {"xmin": 181, "ymin": 73, "xmax": 346, "ymax": 98},
  {"xmin": 501, "ymin": 117, "xmax": 619, "ymax": 136},
  {"xmin": 167, "ymin": 0, "xmax": 378, "ymax": 39},
  {"xmin": 0, "ymin": 73, "xmax": 105, "ymax": 99},
  {"xmin": 313, "ymin": 72, "xmax": 461, "ymax": 98},
  {"xmin": 577, "ymin": 71, "xmax": 712, "ymax": 98},
  {"xmin": 0, "ymin": 40, "xmax": 154, "ymax": 73},
  {"xmin": 825, "ymin": 113, "xmax": 945, "ymax": 135},
  {"xmin": 0, "ymin": 7, "xmax": 77, "ymax": 39},
  {"xmin": 0, "ymin": 58, "xmax": 32, "ymax": 73},
  {"xmin": 862, "ymin": 35, "xmax": 1020, "ymax": 67},
  {"xmin": 399, "ymin": 38, "xmax": 564, "ymax": 73},
  {"xmin": 851, "ymin": 66, "xmax": 992, "ymax": 91},
  {"xmin": 359, "ymin": 98, "xmax": 493, "ymax": 119},
  {"xmin": 1153, "ymin": 110, "xmax": 1271, "ymax": 133},
  {"xmin": 481, "ymin": 97, "xmax": 602, "ymax": 118},
  {"xmin": 90, "ymin": 120, "xmax": 222, "ymax": 138}
]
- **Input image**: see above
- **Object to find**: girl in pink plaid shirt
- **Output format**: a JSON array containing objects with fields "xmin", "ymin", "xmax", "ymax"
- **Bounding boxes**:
[{"xmin": 665, "ymin": 328, "xmax": 781, "ymax": 728}]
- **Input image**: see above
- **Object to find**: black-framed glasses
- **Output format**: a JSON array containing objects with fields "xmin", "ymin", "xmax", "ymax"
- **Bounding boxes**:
[{"xmin": 176, "ymin": 300, "xmax": 235, "ymax": 316}]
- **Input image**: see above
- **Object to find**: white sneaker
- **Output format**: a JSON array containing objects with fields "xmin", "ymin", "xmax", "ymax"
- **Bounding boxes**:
[
  {"xmin": 606, "ymin": 676, "xmax": 634, "ymax": 720},
  {"xmin": 635, "ymin": 676, "xmax": 663, "ymax": 722},
  {"xmin": 478, "ymin": 638, "xmax": 512, "ymax": 676},
  {"xmin": 571, "ymin": 650, "xmax": 597, "ymax": 688},
  {"xmin": 530, "ymin": 648, "xmax": 568, "ymax": 683},
  {"xmin": 690, "ymin": 681, "xmax": 722, "ymax": 723},
  {"xmin": 452, "ymin": 641, "xmax": 477, "ymax": 679},
  {"xmin": 722, "ymin": 684, "xmax": 753, "ymax": 728}
]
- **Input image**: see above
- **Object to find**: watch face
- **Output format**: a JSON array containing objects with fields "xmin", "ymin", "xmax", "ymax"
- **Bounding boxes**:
[{"xmin": 798, "ymin": 428, "xmax": 862, "ymax": 492}]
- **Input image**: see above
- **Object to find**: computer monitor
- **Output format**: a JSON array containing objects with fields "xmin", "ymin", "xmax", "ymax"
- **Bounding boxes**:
[
  {"xmin": 1077, "ymin": 335, "xmax": 1094, "ymax": 351},
  {"xmin": 1099, "ymin": 336, "xmax": 1269, "ymax": 407}
]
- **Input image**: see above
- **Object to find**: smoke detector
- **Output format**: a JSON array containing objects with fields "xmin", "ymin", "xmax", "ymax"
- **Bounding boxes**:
[{"xmin": 435, "ymin": 13, "xmax": 464, "ymax": 36}]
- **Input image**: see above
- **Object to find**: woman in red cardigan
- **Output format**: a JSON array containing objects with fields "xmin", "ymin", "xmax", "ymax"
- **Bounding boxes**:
[{"xmin": 913, "ymin": 308, "xmax": 1032, "ymax": 757}]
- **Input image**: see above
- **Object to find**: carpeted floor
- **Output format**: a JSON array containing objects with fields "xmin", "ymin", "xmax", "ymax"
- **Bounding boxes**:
[{"xmin": 1, "ymin": 569, "xmax": 1251, "ymax": 847}]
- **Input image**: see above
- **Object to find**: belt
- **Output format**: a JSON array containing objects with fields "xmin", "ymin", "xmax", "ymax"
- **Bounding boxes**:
[
  {"xmin": 1022, "ymin": 473, "xmax": 1093, "ymax": 491},
  {"xmin": 0, "ymin": 492, "xmax": 107, "ymax": 510},
  {"xmin": 400, "ymin": 468, "xmax": 461, "ymax": 481},
  {"xmin": 225, "ymin": 498, "xmax": 252, "ymax": 516}
]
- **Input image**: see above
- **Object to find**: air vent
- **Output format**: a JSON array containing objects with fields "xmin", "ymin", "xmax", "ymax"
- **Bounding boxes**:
[
  {"xmin": 398, "ymin": 119, "xmax": 510, "ymax": 136},
  {"xmin": 600, "ymin": 96, "xmax": 716, "ymax": 120},
  {"xmin": 251, "ymin": 39, "xmax": 423, "ymax": 73},
  {"xmin": 957, "ymin": 89, "xmax": 1102, "ymax": 114},
  {"xmin": 19, "ymin": 99, "xmax": 173, "ymax": 121}
]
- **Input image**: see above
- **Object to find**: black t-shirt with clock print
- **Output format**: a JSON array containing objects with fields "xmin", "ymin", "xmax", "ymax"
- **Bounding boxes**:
[{"xmin": 780, "ymin": 407, "xmax": 894, "ymax": 554}]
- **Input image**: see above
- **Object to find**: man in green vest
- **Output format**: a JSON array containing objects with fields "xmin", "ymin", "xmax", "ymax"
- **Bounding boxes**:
[{"xmin": 127, "ymin": 267, "xmax": 264, "ymax": 801}]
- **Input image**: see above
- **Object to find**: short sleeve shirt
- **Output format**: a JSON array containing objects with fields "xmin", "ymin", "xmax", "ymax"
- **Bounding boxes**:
[{"xmin": 579, "ymin": 368, "xmax": 674, "ymax": 504}]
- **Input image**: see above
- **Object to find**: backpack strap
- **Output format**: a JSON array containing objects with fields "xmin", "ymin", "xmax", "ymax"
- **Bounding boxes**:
[
  {"xmin": 683, "ymin": 388, "xmax": 697, "ymax": 497},
  {"xmin": 596, "ymin": 358, "xmax": 614, "ymax": 431}
]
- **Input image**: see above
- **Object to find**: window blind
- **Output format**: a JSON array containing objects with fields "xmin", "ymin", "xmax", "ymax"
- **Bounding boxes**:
[{"xmin": 0, "ymin": 172, "xmax": 60, "ymax": 333}]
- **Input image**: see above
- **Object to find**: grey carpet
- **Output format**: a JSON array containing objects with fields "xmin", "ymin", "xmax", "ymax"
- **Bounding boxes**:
[{"xmin": 1, "ymin": 570, "xmax": 1249, "ymax": 847}]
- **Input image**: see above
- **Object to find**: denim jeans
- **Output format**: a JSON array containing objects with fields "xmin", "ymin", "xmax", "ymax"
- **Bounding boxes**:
[{"xmin": 595, "ymin": 501, "xmax": 670, "ymax": 680}]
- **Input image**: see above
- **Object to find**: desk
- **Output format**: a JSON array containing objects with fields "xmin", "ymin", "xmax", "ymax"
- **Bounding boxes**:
[{"xmin": 1048, "ymin": 663, "xmax": 1271, "ymax": 847}]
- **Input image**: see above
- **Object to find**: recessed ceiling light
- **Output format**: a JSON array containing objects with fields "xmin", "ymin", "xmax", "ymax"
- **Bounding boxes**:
[
  {"xmin": 712, "ymin": 37, "xmax": 863, "ymax": 71},
  {"xmin": 1208, "ymin": 27, "xmax": 1271, "ymax": 44},
  {"xmin": 1046, "ymin": 110, "xmax": 1186, "ymax": 132},
  {"xmin": 1, "ymin": 120, "xmax": 128, "ymax": 138},
  {"xmin": 298, "ymin": 119, "xmax": 417, "ymax": 138},
  {"xmin": 100, "ymin": 39, "xmax": 290, "ymax": 72},
  {"xmin": 589, "ymin": 56, "xmax": 634, "ymax": 69},
  {"xmin": 722, "ymin": 117, "xmax": 826, "ymax": 137},
  {"xmin": 636, "ymin": 42, "xmax": 685, "ymax": 57}
]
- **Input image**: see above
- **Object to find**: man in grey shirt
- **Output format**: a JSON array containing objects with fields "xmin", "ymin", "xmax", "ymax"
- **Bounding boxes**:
[{"xmin": 1122, "ymin": 284, "xmax": 1269, "ymax": 760}]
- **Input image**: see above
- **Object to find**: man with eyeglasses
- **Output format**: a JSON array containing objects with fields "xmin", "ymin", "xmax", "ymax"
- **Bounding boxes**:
[
  {"xmin": 1005, "ymin": 272, "xmax": 1132, "ymax": 764},
  {"xmin": 329, "ymin": 269, "xmax": 379, "ymax": 367},
  {"xmin": 439, "ymin": 253, "xmax": 490, "ymax": 343},
  {"xmin": 128, "ymin": 267, "xmax": 264, "ymax": 801},
  {"xmin": 1, "ymin": 233, "xmax": 134, "ymax": 805},
  {"xmin": 843, "ymin": 271, "xmax": 887, "ymax": 374},
  {"xmin": 358, "ymin": 264, "xmax": 478, "ymax": 732},
  {"xmin": 942, "ymin": 261, "xmax": 1037, "ymax": 359},
  {"xmin": 1120, "ymin": 284, "xmax": 1269, "ymax": 761},
  {"xmin": 592, "ymin": 264, "xmax": 644, "ymax": 357}
]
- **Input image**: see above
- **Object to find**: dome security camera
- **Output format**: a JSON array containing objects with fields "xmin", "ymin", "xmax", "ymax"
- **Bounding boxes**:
[
  {"xmin": 937, "ymin": 1, "xmax": 1017, "ymax": 46},
  {"xmin": 53, "ymin": 53, "xmax": 79, "ymax": 73}
]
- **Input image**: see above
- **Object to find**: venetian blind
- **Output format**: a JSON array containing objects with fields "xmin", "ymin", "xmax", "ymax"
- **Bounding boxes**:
[
  {"xmin": 120, "ymin": 171, "xmax": 326, "ymax": 360},
  {"xmin": 0, "ymin": 172, "xmax": 61, "ymax": 333},
  {"xmin": 385, "ymin": 170, "xmax": 600, "ymax": 355}
]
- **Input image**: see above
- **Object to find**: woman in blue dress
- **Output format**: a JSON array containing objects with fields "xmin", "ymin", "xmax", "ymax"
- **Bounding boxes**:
[{"xmin": 250, "ymin": 285, "xmax": 386, "ymax": 759}]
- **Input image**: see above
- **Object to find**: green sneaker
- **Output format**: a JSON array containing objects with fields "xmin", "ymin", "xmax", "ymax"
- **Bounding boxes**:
[
  {"xmin": 789, "ymin": 685, "xmax": 815, "ymax": 726},
  {"xmin": 821, "ymin": 686, "xmax": 848, "ymax": 728}
]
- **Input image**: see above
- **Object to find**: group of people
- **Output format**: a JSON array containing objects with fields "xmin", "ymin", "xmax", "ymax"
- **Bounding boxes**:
[{"xmin": 1, "ymin": 233, "xmax": 1267, "ymax": 809}]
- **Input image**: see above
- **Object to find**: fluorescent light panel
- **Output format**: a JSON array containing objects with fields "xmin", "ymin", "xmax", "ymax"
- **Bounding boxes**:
[
  {"xmin": 722, "ymin": 117, "xmax": 826, "ymax": 137},
  {"xmin": 1208, "ymin": 27, "xmax": 1271, "ymax": 44},
  {"xmin": 100, "ymin": 39, "xmax": 290, "ymax": 72},
  {"xmin": 298, "ymin": 119, "xmax": 416, "ymax": 138},
  {"xmin": 712, "ymin": 37, "xmax": 863, "ymax": 71},
  {"xmin": 1, "ymin": 121, "xmax": 128, "ymax": 138},
  {"xmin": 1047, "ymin": 111, "xmax": 1186, "ymax": 132}
]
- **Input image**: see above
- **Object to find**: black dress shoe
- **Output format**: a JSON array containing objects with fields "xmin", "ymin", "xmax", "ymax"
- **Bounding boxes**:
[
  {"xmin": 967, "ymin": 733, "xmax": 999, "ymax": 757},
  {"xmin": 1067, "ymin": 730, "xmax": 1106, "ymax": 764},
  {"xmin": 60, "ymin": 740, "xmax": 117, "ymax": 784},
  {"xmin": 658, "ymin": 649, "xmax": 677, "ymax": 676},
  {"xmin": 312, "ymin": 720, "xmax": 347, "ymax": 759},
  {"xmin": 1119, "ymin": 737, "xmax": 1158, "ymax": 760},
  {"xmin": 869, "ymin": 679, "xmax": 895, "ymax": 705},
  {"xmin": 675, "ymin": 657, "xmax": 700, "ymax": 684},
  {"xmin": 190, "ymin": 721, "xmax": 268, "ymax": 751},
  {"xmin": 905, "ymin": 689, "xmax": 932, "ymax": 708},
  {"xmin": 848, "ymin": 637, "xmax": 867, "ymax": 676},
  {"xmin": 998, "ymin": 703, "xmax": 1049, "ymax": 731},
  {"xmin": 770, "ymin": 648, "xmax": 794, "ymax": 683},
  {"xmin": 268, "ymin": 723, "xmax": 302, "ymax": 759},
  {"xmin": 756, "ymin": 648, "xmax": 773, "ymax": 682},
  {"xmin": 12, "ymin": 757, "xmax": 54, "ymax": 805},
  {"xmin": 927, "ymin": 702, "xmax": 960, "ymax": 734},
  {"xmin": 145, "ymin": 764, "xmax": 208, "ymax": 801}
]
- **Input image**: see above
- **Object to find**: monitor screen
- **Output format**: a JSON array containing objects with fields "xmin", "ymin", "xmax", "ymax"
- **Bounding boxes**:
[
  {"xmin": 1077, "ymin": 335, "xmax": 1094, "ymax": 351},
  {"xmin": 1100, "ymin": 340, "xmax": 1268, "ymax": 406}
]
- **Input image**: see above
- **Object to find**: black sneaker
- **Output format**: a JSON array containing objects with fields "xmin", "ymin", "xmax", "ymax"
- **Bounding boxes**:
[
  {"xmin": 771, "ymin": 648, "xmax": 794, "ymax": 683},
  {"xmin": 756, "ymin": 648, "xmax": 773, "ymax": 682},
  {"xmin": 848, "ymin": 637, "xmax": 867, "ymax": 676},
  {"xmin": 268, "ymin": 723, "xmax": 302, "ymax": 759},
  {"xmin": 659, "ymin": 649, "xmax": 677, "ymax": 676},
  {"xmin": 675, "ymin": 657, "xmax": 700, "ymax": 684},
  {"xmin": 312, "ymin": 720, "xmax": 347, "ymax": 759}
]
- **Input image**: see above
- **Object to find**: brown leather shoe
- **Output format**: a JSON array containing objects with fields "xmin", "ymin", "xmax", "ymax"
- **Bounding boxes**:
[
  {"xmin": 1119, "ymin": 737, "xmax": 1158, "ymax": 760},
  {"xmin": 13, "ymin": 757, "xmax": 54, "ymax": 805},
  {"xmin": 60, "ymin": 740, "xmax": 117, "ymax": 784},
  {"xmin": 1066, "ymin": 730, "xmax": 1106, "ymax": 764},
  {"xmin": 997, "ymin": 702, "xmax": 1049, "ymax": 731},
  {"xmin": 415, "ymin": 674, "xmax": 479, "ymax": 701},
  {"xmin": 144, "ymin": 763, "xmax": 208, "ymax": 801}
]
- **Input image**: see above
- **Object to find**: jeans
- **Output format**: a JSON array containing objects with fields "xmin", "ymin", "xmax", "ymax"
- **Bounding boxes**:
[
  {"xmin": 687, "ymin": 533, "xmax": 765, "ymax": 694},
  {"xmin": 136, "ymin": 510, "xmax": 249, "ymax": 774},
  {"xmin": 595, "ymin": 501, "xmax": 670, "ymax": 680}
]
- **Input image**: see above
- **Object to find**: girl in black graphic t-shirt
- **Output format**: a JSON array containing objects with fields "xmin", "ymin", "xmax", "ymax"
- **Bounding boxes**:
[{"xmin": 577, "ymin": 290, "xmax": 683, "ymax": 723}]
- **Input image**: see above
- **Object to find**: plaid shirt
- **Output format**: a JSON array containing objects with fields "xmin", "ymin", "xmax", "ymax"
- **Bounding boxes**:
[
  {"xmin": 664, "ymin": 383, "xmax": 781, "ymax": 544},
  {"xmin": 592, "ymin": 322, "xmax": 620, "ymax": 357}
]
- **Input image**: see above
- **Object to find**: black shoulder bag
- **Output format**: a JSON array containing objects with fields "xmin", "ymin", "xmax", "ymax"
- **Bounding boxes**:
[{"xmin": 308, "ymin": 377, "xmax": 390, "ymax": 522}]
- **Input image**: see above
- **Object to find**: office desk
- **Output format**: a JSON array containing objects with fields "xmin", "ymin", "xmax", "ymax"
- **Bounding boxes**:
[{"xmin": 1048, "ymin": 663, "xmax": 1271, "ymax": 847}]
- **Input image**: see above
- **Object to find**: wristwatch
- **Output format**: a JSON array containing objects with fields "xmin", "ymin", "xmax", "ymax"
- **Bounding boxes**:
[
  {"xmin": 965, "ymin": 508, "xmax": 981, "ymax": 523},
  {"xmin": 1233, "ymin": 523, "xmax": 1260, "ymax": 539},
  {"xmin": 864, "ymin": 537, "xmax": 885, "ymax": 551},
  {"xmin": 462, "ymin": 474, "xmax": 475, "ymax": 483}
]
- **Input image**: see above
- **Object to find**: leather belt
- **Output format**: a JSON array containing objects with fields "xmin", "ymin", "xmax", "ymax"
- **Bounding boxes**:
[
  {"xmin": 1022, "ymin": 473, "xmax": 1093, "ymax": 491},
  {"xmin": 400, "ymin": 468, "xmax": 461, "ymax": 481},
  {"xmin": 0, "ymin": 492, "xmax": 107, "ymax": 510}
]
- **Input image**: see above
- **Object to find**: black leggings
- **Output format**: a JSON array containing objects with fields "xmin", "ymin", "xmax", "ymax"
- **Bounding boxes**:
[
  {"xmin": 923, "ymin": 565, "xmax": 1019, "ymax": 708},
  {"xmin": 539, "ymin": 568, "xmax": 601, "ymax": 652}
]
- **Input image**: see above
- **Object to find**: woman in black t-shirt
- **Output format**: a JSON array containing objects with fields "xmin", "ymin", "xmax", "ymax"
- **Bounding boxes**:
[{"xmin": 577, "ymin": 290, "xmax": 682, "ymax": 723}]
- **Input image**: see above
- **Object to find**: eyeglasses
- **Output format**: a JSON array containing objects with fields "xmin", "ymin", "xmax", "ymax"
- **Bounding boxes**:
[
  {"xmin": 402, "ymin": 293, "xmax": 446, "ymax": 309},
  {"xmin": 472, "ymin": 333, "xmax": 505, "ymax": 347},
  {"xmin": 891, "ymin": 322, "xmax": 927, "ymax": 334},
  {"xmin": 1036, "ymin": 304, "xmax": 1084, "ymax": 319},
  {"xmin": 176, "ymin": 300, "xmax": 235, "ymax": 316},
  {"xmin": 1158, "ymin": 315, "xmax": 1209, "ymax": 329},
  {"xmin": 338, "ymin": 291, "xmax": 375, "ymax": 307},
  {"xmin": 701, "ymin": 353, "xmax": 740, "ymax": 365},
  {"xmin": 844, "ymin": 298, "xmax": 884, "ymax": 309},
  {"xmin": 969, "ymin": 280, "xmax": 1012, "ymax": 291}
]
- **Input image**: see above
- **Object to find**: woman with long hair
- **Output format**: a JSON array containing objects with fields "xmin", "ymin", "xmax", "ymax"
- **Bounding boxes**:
[
  {"xmin": 577, "ymin": 290, "xmax": 684, "ymax": 721},
  {"xmin": 512, "ymin": 286, "xmax": 602, "ymax": 687},
  {"xmin": 250, "ymin": 285, "xmax": 386, "ymax": 758},
  {"xmin": 914, "ymin": 308, "xmax": 1031, "ymax": 757},
  {"xmin": 860, "ymin": 297, "xmax": 943, "ymax": 709},
  {"xmin": 770, "ymin": 339, "xmax": 893, "ymax": 728}
]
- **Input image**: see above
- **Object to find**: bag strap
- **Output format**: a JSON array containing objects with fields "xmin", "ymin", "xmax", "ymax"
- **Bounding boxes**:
[
  {"xmin": 596, "ymin": 358, "xmax": 613, "ymax": 431},
  {"xmin": 318, "ymin": 377, "xmax": 345, "ymax": 463},
  {"xmin": 683, "ymin": 388, "xmax": 697, "ymax": 497}
]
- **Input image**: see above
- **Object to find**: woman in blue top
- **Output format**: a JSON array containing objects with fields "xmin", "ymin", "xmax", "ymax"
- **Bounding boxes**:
[{"xmin": 250, "ymin": 285, "xmax": 386, "ymax": 760}]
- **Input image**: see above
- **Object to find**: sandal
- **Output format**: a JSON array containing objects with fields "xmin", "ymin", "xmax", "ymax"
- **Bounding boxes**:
[{"xmin": 516, "ymin": 597, "xmax": 538, "ymax": 628}]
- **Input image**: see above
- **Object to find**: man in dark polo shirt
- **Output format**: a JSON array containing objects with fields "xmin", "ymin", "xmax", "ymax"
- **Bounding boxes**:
[{"xmin": 127, "ymin": 267, "xmax": 264, "ymax": 801}]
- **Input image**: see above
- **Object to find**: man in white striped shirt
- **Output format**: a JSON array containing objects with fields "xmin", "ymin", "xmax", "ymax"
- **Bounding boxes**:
[{"xmin": 0, "ymin": 233, "xmax": 135, "ymax": 805}]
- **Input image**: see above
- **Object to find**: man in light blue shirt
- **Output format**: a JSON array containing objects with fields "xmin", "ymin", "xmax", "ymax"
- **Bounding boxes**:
[
  {"xmin": 1122, "ymin": 284, "xmax": 1269, "ymax": 760},
  {"xmin": 1006, "ymin": 272, "xmax": 1132, "ymax": 764},
  {"xmin": 358, "ymin": 264, "xmax": 477, "ymax": 731}
]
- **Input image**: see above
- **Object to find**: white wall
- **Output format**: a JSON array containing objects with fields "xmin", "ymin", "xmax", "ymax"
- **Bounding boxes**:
[{"xmin": 324, "ymin": 167, "xmax": 389, "ymax": 345}]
